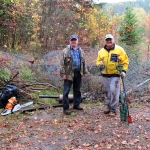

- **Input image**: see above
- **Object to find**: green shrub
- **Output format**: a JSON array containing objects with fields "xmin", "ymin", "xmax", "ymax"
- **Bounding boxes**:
[
  {"xmin": 20, "ymin": 66, "xmax": 35, "ymax": 80},
  {"xmin": 0, "ymin": 68, "xmax": 11, "ymax": 81}
]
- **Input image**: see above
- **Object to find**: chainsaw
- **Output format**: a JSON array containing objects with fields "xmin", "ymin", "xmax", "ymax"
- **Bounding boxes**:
[{"xmin": 1, "ymin": 100, "xmax": 33, "ymax": 116}]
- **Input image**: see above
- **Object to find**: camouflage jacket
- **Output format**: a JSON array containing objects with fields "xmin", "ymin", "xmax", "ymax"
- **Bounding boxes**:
[{"xmin": 60, "ymin": 45, "xmax": 88, "ymax": 81}]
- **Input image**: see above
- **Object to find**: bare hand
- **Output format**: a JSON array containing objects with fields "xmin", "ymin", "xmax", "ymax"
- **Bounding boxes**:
[
  {"xmin": 62, "ymin": 75, "xmax": 66, "ymax": 80},
  {"xmin": 98, "ymin": 61, "xmax": 104, "ymax": 70},
  {"xmin": 120, "ymin": 72, "xmax": 126, "ymax": 78},
  {"xmin": 83, "ymin": 75, "xmax": 86, "ymax": 78}
]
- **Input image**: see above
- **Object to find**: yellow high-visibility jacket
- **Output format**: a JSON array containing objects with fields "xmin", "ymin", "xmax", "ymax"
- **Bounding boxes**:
[{"xmin": 96, "ymin": 44, "xmax": 129, "ymax": 76}]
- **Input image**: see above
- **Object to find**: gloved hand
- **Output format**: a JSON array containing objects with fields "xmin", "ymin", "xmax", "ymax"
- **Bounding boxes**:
[
  {"xmin": 120, "ymin": 72, "xmax": 126, "ymax": 78},
  {"xmin": 98, "ymin": 61, "xmax": 104, "ymax": 70}
]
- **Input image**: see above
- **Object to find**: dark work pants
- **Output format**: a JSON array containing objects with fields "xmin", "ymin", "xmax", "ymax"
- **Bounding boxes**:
[{"xmin": 63, "ymin": 72, "xmax": 81, "ymax": 110}]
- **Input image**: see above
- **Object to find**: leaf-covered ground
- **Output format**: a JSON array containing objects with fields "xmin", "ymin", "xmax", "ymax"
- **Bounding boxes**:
[{"xmin": 0, "ymin": 100, "xmax": 150, "ymax": 150}]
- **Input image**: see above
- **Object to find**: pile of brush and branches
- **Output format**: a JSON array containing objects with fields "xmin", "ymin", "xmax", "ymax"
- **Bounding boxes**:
[{"xmin": 0, "ymin": 75, "xmax": 59, "ymax": 102}]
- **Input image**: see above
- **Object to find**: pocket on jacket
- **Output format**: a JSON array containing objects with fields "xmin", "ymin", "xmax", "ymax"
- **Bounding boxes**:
[
  {"xmin": 107, "ymin": 63, "xmax": 116, "ymax": 71},
  {"xmin": 110, "ymin": 54, "xmax": 118, "ymax": 62}
]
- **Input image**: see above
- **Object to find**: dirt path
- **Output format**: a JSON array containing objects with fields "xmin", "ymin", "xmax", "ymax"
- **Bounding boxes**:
[{"xmin": 0, "ymin": 101, "xmax": 150, "ymax": 150}]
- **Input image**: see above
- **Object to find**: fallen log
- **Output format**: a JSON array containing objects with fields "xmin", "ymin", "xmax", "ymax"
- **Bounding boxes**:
[{"xmin": 39, "ymin": 94, "xmax": 86, "ymax": 103}]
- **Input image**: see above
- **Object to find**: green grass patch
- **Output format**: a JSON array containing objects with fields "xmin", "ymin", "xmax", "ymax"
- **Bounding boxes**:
[
  {"xmin": 71, "ymin": 112, "xmax": 76, "ymax": 117},
  {"xmin": 31, "ymin": 87, "xmax": 61, "ymax": 105}
]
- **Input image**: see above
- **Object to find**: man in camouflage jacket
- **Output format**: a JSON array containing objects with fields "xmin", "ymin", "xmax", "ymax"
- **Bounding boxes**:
[{"xmin": 60, "ymin": 35, "xmax": 87, "ymax": 115}]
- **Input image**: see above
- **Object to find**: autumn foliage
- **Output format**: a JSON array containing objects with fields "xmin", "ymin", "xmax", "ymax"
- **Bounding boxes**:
[{"xmin": 0, "ymin": 0, "xmax": 149, "ymax": 52}]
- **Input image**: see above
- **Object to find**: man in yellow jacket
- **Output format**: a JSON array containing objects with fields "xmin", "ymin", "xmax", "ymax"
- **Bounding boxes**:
[{"xmin": 96, "ymin": 34, "xmax": 129, "ymax": 116}]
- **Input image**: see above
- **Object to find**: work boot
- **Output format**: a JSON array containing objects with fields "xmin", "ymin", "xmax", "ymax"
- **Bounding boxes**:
[
  {"xmin": 109, "ymin": 112, "xmax": 116, "ymax": 117},
  {"xmin": 63, "ymin": 109, "xmax": 71, "ymax": 115},
  {"xmin": 103, "ymin": 107, "xmax": 110, "ymax": 114},
  {"xmin": 73, "ymin": 105, "xmax": 83, "ymax": 110}
]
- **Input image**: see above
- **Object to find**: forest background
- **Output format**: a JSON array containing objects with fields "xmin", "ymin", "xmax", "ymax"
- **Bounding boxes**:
[
  {"xmin": 0, "ymin": 0, "xmax": 150, "ymax": 96},
  {"xmin": 0, "ymin": 0, "xmax": 149, "ymax": 52}
]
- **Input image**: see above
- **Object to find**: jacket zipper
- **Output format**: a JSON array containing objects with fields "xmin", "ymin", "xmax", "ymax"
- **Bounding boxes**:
[{"xmin": 106, "ymin": 51, "xmax": 109, "ymax": 74}]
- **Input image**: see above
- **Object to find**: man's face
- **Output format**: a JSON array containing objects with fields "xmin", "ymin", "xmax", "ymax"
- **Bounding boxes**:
[
  {"xmin": 105, "ymin": 38, "xmax": 114, "ymax": 48},
  {"xmin": 70, "ymin": 39, "xmax": 78, "ymax": 47}
]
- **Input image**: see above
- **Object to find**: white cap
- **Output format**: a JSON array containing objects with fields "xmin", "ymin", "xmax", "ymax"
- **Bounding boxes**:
[{"xmin": 105, "ymin": 34, "xmax": 114, "ymax": 40}]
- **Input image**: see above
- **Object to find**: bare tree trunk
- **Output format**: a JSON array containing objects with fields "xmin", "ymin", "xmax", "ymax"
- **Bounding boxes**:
[{"xmin": 11, "ymin": 33, "xmax": 15, "ymax": 49}]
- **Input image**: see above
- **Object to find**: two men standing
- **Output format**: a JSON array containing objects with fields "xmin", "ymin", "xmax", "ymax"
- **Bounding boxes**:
[{"xmin": 60, "ymin": 34, "xmax": 129, "ymax": 116}]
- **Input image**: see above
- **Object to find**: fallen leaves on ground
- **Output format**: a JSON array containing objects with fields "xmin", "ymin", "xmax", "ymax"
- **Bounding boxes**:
[{"xmin": 0, "ymin": 101, "xmax": 150, "ymax": 149}]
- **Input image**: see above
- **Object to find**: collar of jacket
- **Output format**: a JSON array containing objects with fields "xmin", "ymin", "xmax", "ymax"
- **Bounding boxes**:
[
  {"xmin": 70, "ymin": 45, "xmax": 79, "ymax": 51},
  {"xmin": 104, "ymin": 44, "xmax": 115, "ymax": 51},
  {"xmin": 65, "ymin": 45, "xmax": 82, "ymax": 56}
]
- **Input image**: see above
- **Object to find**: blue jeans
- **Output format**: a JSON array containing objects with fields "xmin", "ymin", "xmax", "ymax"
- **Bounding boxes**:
[{"xmin": 63, "ymin": 72, "xmax": 81, "ymax": 110}]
